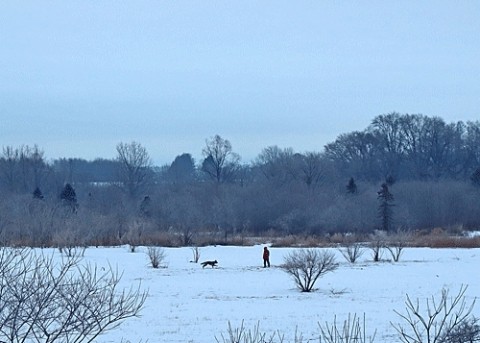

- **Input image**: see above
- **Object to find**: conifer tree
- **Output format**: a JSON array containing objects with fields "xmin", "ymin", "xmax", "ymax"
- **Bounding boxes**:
[
  {"xmin": 33, "ymin": 187, "xmax": 44, "ymax": 199},
  {"xmin": 60, "ymin": 183, "xmax": 78, "ymax": 212},
  {"xmin": 471, "ymin": 167, "xmax": 480, "ymax": 187},
  {"xmin": 139, "ymin": 195, "xmax": 152, "ymax": 218},
  {"xmin": 346, "ymin": 177, "xmax": 358, "ymax": 194},
  {"xmin": 377, "ymin": 183, "xmax": 394, "ymax": 231}
]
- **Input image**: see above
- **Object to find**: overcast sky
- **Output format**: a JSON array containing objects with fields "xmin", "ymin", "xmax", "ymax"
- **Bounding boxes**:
[{"xmin": 1, "ymin": 1, "xmax": 479, "ymax": 166}]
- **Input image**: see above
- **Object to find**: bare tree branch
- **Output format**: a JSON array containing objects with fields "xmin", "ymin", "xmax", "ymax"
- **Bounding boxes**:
[
  {"xmin": 391, "ymin": 285, "xmax": 476, "ymax": 343},
  {"xmin": 0, "ymin": 248, "xmax": 147, "ymax": 343},
  {"xmin": 281, "ymin": 248, "xmax": 338, "ymax": 292}
]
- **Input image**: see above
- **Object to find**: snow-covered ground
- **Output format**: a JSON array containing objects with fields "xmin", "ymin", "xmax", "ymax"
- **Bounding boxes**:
[{"xmin": 80, "ymin": 245, "xmax": 480, "ymax": 343}]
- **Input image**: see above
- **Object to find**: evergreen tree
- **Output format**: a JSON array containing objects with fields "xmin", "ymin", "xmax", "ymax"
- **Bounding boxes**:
[
  {"xmin": 139, "ymin": 195, "xmax": 152, "ymax": 218},
  {"xmin": 471, "ymin": 167, "xmax": 480, "ymax": 187},
  {"xmin": 33, "ymin": 187, "xmax": 44, "ymax": 199},
  {"xmin": 60, "ymin": 183, "xmax": 78, "ymax": 212},
  {"xmin": 167, "ymin": 153, "xmax": 196, "ymax": 184},
  {"xmin": 377, "ymin": 183, "xmax": 394, "ymax": 231},
  {"xmin": 346, "ymin": 177, "xmax": 358, "ymax": 194}
]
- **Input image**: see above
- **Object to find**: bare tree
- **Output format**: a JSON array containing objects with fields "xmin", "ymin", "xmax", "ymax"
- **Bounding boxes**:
[
  {"xmin": 392, "ymin": 285, "xmax": 476, "ymax": 343},
  {"xmin": 0, "ymin": 146, "xmax": 19, "ymax": 192},
  {"xmin": 201, "ymin": 135, "xmax": 240, "ymax": 183},
  {"xmin": 24, "ymin": 144, "xmax": 48, "ymax": 190},
  {"xmin": 369, "ymin": 112, "xmax": 405, "ymax": 179},
  {"xmin": 0, "ymin": 248, "xmax": 147, "ymax": 343},
  {"xmin": 296, "ymin": 151, "xmax": 326, "ymax": 190},
  {"xmin": 281, "ymin": 248, "xmax": 338, "ymax": 292},
  {"xmin": 324, "ymin": 131, "xmax": 379, "ymax": 181},
  {"xmin": 116, "ymin": 141, "xmax": 153, "ymax": 199},
  {"xmin": 254, "ymin": 146, "xmax": 296, "ymax": 186},
  {"xmin": 0, "ymin": 145, "xmax": 49, "ymax": 194}
]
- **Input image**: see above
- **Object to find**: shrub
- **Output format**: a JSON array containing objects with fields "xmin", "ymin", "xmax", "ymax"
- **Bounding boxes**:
[
  {"xmin": 368, "ymin": 231, "xmax": 386, "ymax": 262},
  {"xmin": 191, "ymin": 246, "xmax": 201, "ymax": 263},
  {"xmin": 214, "ymin": 287, "xmax": 478, "ymax": 343},
  {"xmin": 319, "ymin": 313, "xmax": 376, "ymax": 343},
  {"xmin": 338, "ymin": 242, "xmax": 364, "ymax": 264},
  {"xmin": 281, "ymin": 248, "xmax": 338, "ymax": 292},
  {"xmin": 0, "ymin": 247, "xmax": 147, "ymax": 343},
  {"xmin": 147, "ymin": 246, "xmax": 167, "ymax": 268},
  {"xmin": 438, "ymin": 316, "xmax": 480, "ymax": 343},
  {"xmin": 215, "ymin": 320, "xmax": 276, "ymax": 343},
  {"xmin": 215, "ymin": 320, "xmax": 306, "ymax": 343},
  {"xmin": 385, "ymin": 229, "xmax": 411, "ymax": 262},
  {"xmin": 392, "ymin": 285, "xmax": 477, "ymax": 343}
]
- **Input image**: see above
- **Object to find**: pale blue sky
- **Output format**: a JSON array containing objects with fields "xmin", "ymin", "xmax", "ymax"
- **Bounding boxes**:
[{"xmin": 1, "ymin": 1, "xmax": 479, "ymax": 165}]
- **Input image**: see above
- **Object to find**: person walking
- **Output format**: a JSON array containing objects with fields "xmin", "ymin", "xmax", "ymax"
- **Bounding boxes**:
[{"xmin": 263, "ymin": 246, "xmax": 270, "ymax": 268}]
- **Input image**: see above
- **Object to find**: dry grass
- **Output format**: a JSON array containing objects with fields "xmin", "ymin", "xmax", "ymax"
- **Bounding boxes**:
[
  {"xmin": 270, "ymin": 234, "xmax": 333, "ymax": 248},
  {"xmin": 412, "ymin": 235, "xmax": 480, "ymax": 248},
  {"xmin": 5, "ymin": 227, "xmax": 480, "ymax": 249},
  {"xmin": 269, "ymin": 230, "xmax": 480, "ymax": 249}
]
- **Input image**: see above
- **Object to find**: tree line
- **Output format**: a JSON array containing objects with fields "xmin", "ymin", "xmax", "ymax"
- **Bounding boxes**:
[
  {"xmin": 1, "ymin": 112, "xmax": 480, "ymax": 247},
  {"xmin": 326, "ymin": 112, "xmax": 480, "ymax": 181}
]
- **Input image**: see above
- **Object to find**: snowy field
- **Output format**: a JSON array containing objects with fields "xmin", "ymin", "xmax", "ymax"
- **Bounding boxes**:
[{"xmin": 78, "ymin": 245, "xmax": 480, "ymax": 343}]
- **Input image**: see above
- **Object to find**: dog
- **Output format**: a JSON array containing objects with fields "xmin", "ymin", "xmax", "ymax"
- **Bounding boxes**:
[{"xmin": 200, "ymin": 260, "xmax": 218, "ymax": 268}]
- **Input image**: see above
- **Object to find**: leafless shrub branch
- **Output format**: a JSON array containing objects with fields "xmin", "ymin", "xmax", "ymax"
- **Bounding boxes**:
[
  {"xmin": 215, "ymin": 320, "xmax": 277, "ymax": 343},
  {"xmin": 369, "ymin": 231, "xmax": 386, "ymax": 262},
  {"xmin": 338, "ymin": 243, "xmax": 364, "ymax": 264},
  {"xmin": 191, "ymin": 246, "xmax": 201, "ymax": 263},
  {"xmin": 147, "ymin": 246, "xmax": 167, "ymax": 269},
  {"xmin": 281, "ymin": 248, "xmax": 338, "ymax": 292},
  {"xmin": 391, "ymin": 285, "xmax": 476, "ymax": 343},
  {"xmin": 386, "ymin": 229, "xmax": 411, "ymax": 262},
  {"xmin": 318, "ymin": 313, "xmax": 376, "ymax": 343},
  {"xmin": 0, "ymin": 247, "xmax": 147, "ymax": 343}
]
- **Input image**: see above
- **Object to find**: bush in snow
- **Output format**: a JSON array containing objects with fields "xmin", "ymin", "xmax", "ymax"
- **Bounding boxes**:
[
  {"xmin": 0, "ymin": 247, "xmax": 147, "ymax": 343},
  {"xmin": 392, "ymin": 285, "xmax": 477, "ymax": 343},
  {"xmin": 147, "ymin": 246, "xmax": 167, "ymax": 268},
  {"xmin": 281, "ymin": 248, "xmax": 338, "ymax": 292},
  {"xmin": 319, "ymin": 313, "xmax": 376, "ymax": 343},
  {"xmin": 191, "ymin": 246, "xmax": 201, "ymax": 263},
  {"xmin": 215, "ymin": 320, "xmax": 276, "ymax": 343},
  {"xmin": 385, "ymin": 229, "xmax": 411, "ymax": 262},
  {"xmin": 368, "ymin": 231, "xmax": 386, "ymax": 262},
  {"xmin": 438, "ymin": 316, "xmax": 480, "ymax": 343},
  {"xmin": 338, "ymin": 241, "xmax": 364, "ymax": 264},
  {"xmin": 215, "ymin": 320, "xmax": 306, "ymax": 343}
]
